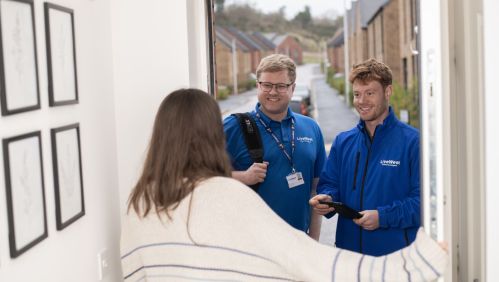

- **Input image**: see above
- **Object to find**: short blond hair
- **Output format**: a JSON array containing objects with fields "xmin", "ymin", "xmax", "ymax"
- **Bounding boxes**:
[{"xmin": 256, "ymin": 54, "xmax": 296, "ymax": 83}]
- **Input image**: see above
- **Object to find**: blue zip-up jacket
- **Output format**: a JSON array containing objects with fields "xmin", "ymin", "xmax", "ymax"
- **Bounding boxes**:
[{"xmin": 317, "ymin": 107, "xmax": 420, "ymax": 256}]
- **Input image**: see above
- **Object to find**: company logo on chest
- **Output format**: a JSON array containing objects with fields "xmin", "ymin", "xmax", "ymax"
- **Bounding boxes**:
[
  {"xmin": 297, "ymin": 136, "xmax": 313, "ymax": 143},
  {"xmin": 379, "ymin": 159, "xmax": 401, "ymax": 167}
]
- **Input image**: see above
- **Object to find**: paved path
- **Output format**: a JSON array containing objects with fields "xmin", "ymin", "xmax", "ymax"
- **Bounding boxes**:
[{"xmin": 219, "ymin": 89, "xmax": 257, "ymax": 119}]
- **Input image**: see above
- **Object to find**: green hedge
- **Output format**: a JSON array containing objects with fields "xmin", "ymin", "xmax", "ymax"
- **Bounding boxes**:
[
  {"xmin": 217, "ymin": 86, "xmax": 231, "ymax": 100},
  {"xmin": 390, "ymin": 79, "xmax": 420, "ymax": 129},
  {"xmin": 244, "ymin": 78, "xmax": 256, "ymax": 91},
  {"xmin": 326, "ymin": 67, "xmax": 345, "ymax": 96}
]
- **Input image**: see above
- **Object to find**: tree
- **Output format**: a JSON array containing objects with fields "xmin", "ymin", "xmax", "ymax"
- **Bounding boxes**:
[
  {"xmin": 278, "ymin": 6, "xmax": 286, "ymax": 17},
  {"xmin": 215, "ymin": 0, "xmax": 225, "ymax": 14},
  {"xmin": 292, "ymin": 6, "xmax": 312, "ymax": 28},
  {"xmin": 215, "ymin": 2, "xmax": 342, "ymax": 51}
]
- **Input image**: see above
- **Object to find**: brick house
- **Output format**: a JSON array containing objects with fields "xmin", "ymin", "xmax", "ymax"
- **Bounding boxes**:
[
  {"xmin": 348, "ymin": 0, "xmax": 368, "ymax": 67},
  {"xmin": 250, "ymin": 32, "xmax": 275, "ymax": 62},
  {"xmin": 264, "ymin": 33, "xmax": 303, "ymax": 65},
  {"xmin": 342, "ymin": 0, "xmax": 405, "ymax": 85},
  {"xmin": 252, "ymin": 32, "xmax": 275, "ymax": 50},
  {"xmin": 363, "ymin": 0, "xmax": 402, "ymax": 84},
  {"xmin": 215, "ymin": 26, "xmax": 252, "ymax": 90},
  {"xmin": 225, "ymin": 27, "xmax": 262, "ymax": 73},
  {"xmin": 327, "ymin": 29, "xmax": 345, "ymax": 73}
]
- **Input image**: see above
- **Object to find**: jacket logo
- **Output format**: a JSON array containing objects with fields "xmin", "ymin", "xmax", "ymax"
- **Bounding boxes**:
[
  {"xmin": 380, "ymin": 159, "xmax": 400, "ymax": 167},
  {"xmin": 297, "ymin": 136, "xmax": 313, "ymax": 143}
]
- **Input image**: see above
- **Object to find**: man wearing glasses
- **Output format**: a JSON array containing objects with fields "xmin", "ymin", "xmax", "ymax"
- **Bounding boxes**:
[{"xmin": 224, "ymin": 54, "xmax": 326, "ymax": 240}]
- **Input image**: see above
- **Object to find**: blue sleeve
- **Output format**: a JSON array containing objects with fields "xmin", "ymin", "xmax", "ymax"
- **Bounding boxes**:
[
  {"xmin": 377, "ymin": 135, "xmax": 420, "ymax": 229},
  {"xmin": 317, "ymin": 137, "xmax": 341, "ymax": 218},
  {"xmin": 223, "ymin": 115, "xmax": 243, "ymax": 168},
  {"xmin": 313, "ymin": 124, "xmax": 327, "ymax": 178}
]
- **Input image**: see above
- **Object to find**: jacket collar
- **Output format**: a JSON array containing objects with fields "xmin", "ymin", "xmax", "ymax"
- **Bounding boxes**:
[{"xmin": 356, "ymin": 106, "xmax": 397, "ymax": 136}]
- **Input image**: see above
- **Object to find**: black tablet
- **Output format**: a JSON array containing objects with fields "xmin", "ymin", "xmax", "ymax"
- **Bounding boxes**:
[{"xmin": 318, "ymin": 201, "xmax": 362, "ymax": 219}]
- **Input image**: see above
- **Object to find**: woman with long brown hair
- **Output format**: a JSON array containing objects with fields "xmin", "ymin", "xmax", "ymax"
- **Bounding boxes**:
[{"xmin": 121, "ymin": 88, "xmax": 447, "ymax": 281}]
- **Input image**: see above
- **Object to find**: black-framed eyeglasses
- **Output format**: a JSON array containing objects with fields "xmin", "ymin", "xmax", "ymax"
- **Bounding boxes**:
[{"xmin": 258, "ymin": 81, "xmax": 293, "ymax": 93}]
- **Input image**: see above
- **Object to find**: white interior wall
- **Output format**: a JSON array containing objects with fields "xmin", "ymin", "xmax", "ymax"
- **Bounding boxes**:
[
  {"xmin": 0, "ymin": 0, "xmax": 121, "ymax": 281},
  {"xmin": 187, "ymin": 0, "xmax": 209, "ymax": 91},
  {"xmin": 0, "ymin": 0, "xmax": 208, "ymax": 281},
  {"xmin": 111, "ymin": 0, "xmax": 193, "ymax": 216},
  {"xmin": 483, "ymin": 0, "xmax": 499, "ymax": 279}
]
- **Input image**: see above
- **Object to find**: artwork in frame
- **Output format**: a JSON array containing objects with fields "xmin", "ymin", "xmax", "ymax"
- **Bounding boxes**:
[
  {"xmin": 51, "ymin": 123, "xmax": 85, "ymax": 230},
  {"xmin": 0, "ymin": 0, "xmax": 41, "ymax": 116},
  {"xmin": 44, "ymin": 2, "xmax": 78, "ymax": 106},
  {"xmin": 2, "ymin": 131, "xmax": 48, "ymax": 258}
]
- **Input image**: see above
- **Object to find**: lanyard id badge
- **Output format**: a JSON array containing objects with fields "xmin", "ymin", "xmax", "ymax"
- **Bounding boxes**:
[
  {"xmin": 255, "ymin": 112, "xmax": 303, "ymax": 188},
  {"xmin": 286, "ymin": 171, "xmax": 304, "ymax": 188}
]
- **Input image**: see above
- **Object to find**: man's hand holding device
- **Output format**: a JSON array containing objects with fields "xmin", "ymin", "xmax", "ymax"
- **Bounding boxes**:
[
  {"xmin": 309, "ymin": 194, "xmax": 335, "ymax": 215},
  {"xmin": 318, "ymin": 200, "xmax": 363, "ymax": 219}
]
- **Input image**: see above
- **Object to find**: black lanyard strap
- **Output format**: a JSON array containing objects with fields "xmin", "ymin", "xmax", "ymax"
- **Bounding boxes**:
[{"xmin": 255, "ymin": 112, "xmax": 296, "ymax": 172}]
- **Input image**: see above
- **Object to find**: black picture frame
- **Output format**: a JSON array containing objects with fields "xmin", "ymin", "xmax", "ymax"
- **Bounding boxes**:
[
  {"xmin": 2, "ymin": 131, "xmax": 48, "ymax": 258},
  {"xmin": 44, "ymin": 2, "xmax": 78, "ymax": 106},
  {"xmin": 51, "ymin": 123, "xmax": 85, "ymax": 230},
  {"xmin": 0, "ymin": 0, "xmax": 41, "ymax": 116}
]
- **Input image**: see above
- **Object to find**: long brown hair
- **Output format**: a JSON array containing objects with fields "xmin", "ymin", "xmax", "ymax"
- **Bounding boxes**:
[{"xmin": 128, "ymin": 88, "xmax": 231, "ymax": 217}]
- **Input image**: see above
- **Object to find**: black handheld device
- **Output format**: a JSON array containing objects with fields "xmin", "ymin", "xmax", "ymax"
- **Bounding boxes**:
[{"xmin": 318, "ymin": 201, "xmax": 362, "ymax": 219}]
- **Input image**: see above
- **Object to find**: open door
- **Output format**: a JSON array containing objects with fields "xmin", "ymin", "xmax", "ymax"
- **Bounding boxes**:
[{"xmin": 419, "ymin": 0, "xmax": 485, "ymax": 281}]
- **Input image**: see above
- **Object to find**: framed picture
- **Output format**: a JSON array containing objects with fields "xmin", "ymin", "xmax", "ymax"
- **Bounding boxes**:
[
  {"xmin": 51, "ymin": 123, "xmax": 84, "ymax": 230},
  {"xmin": 44, "ymin": 2, "xmax": 78, "ymax": 106},
  {"xmin": 0, "ymin": 0, "xmax": 41, "ymax": 116},
  {"xmin": 2, "ymin": 131, "xmax": 48, "ymax": 258}
]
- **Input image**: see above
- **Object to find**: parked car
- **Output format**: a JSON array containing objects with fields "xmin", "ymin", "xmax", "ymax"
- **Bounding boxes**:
[
  {"xmin": 293, "ymin": 84, "xmax": 312, "ymax": 107},
  {"xmin": 289, "ymin": 96, "xmax": 310, "ymax": 116}
]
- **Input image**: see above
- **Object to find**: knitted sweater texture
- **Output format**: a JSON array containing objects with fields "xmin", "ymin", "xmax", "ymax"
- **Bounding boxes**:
[{"xmin": 121, "ymin": 177, "xmax": 446, "ymax": 281}]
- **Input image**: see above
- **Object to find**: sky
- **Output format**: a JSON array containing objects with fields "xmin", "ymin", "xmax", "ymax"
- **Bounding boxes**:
[{"xmin": 224, "ymin": 0, "xmax": 351, "ymax": 20}]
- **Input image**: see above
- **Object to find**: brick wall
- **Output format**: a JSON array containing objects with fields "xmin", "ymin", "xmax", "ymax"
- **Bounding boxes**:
[
  {"xmin": 276, "ymin": 36, "xmax": 303, "ymax": 65},
  {"xmin": 382, "ymin": 0, "xmax": 402, "ymax": 84},
  {"xmin": 215, "ymin": 43, "xmax": 232, "ymax": 86}
]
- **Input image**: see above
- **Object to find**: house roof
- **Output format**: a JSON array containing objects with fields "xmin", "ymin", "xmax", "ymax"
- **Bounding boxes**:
[
  {"xmin": 248, "ymin": 34, "xmax": 274, "ymax": 51},
  {"xmin": 347, "ymin": 1, "xmax": 356, "ymax": 36},
  {"xmin": 328, "ymin": 30, "xmax": 344, "ymax": 47},
  {"xmin": 272, "ymin": 34, "xmax": 288, "ymax": 46},
  {"xmin": 262, "ymin": 32, "xmax": 278, "ymax": 41},
  {"xmin": 215, "ymin": 26, "xmax": 250, "ymax": 52},
  {"xmin": 345, "ymin": 0, "xmax": 390, "ymax": 34},
  {"xmin": 252, "ymin": 32, "xmax": 276, "ymax": 50},
  {"xmin": 215, "ymin": 33, "xmax": 234, "ymax": 50},
  {"xmin": 226, "ymin": 26, "xmax": 262, "ymax": 51},
  {"xmin": 360, "ymin": 0, "xmax": 390, "ymax": 27}
]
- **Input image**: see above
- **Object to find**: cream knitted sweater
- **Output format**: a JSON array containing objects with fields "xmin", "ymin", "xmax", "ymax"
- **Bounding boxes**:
[{"xmin": 121, "ymin": 177, "xmax": 447, "ymax": 281}]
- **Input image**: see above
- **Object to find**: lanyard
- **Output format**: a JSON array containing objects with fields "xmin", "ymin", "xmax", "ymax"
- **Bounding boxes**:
[{"xmin": 255, "ymin": 112, "xmax": 296, "ymax": 172}]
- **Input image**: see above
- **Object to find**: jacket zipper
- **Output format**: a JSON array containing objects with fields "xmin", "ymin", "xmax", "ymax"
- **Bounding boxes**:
[
  {"xmin": 359, "ymin": 128, "xmax": 375, "ymax": 253},
  {"xmin": 352, "ymin": 152, "xmax": 360, "ymax": 190}
]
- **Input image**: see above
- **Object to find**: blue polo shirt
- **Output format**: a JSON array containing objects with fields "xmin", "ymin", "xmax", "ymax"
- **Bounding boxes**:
[{"xmin": 224, "ymin": 104, "xmax": 326, "ymax": 231}]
